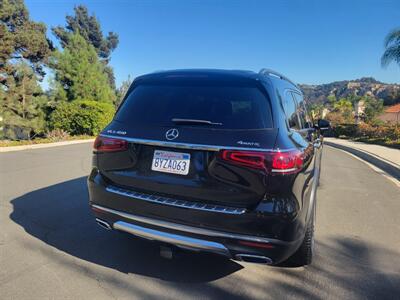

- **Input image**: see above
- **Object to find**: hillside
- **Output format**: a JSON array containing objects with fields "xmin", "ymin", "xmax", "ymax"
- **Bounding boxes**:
[{"xmin": 300, "ymin": 78, "xmax": 400, "ymax": 106}]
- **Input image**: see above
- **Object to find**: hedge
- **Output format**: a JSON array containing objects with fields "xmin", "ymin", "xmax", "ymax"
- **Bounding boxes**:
[
  {"xmin": 332, "ymin": 123, "xmax": 400, "ymax": 148},
  {"xmin": 49, "ymin": 100, "xmax": 115, "ymax": 136}
]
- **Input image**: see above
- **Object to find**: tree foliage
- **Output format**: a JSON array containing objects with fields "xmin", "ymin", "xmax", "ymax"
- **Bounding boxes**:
[
  {"xmin": 326, "ymin": 98, "xmax": 354, "ymax": 124},
  {"xmin": 50, "ymin": 33, "xmax": 115, "ymax": 103},
  {"xmin": 347, "ymin": 94, "xmax": 362, "ymax": 105},
  {"xmin": 1, "ymin": 62, "xmax": 47, "ymax": 139},
  {"xmin": 0, "ymin": 0, "xmax": 52, "ymax": 139},
  {"xmin": 381, "ymin": 28, "xmax": 400, "ymax": 67},
  {"xmin": 326, "ymin": 95, "xmax": 385, "ymax": 125},
  {"xmin": 363, "ymin": 96, "xmax": 384, "ymax": 123},
  {"xmin": 309, "ymin": 103, "xmax": 324, "ymax": 120},
  {"xmin": 334, "ymin": 98, "xmax": 353, "ymax": 114},
  {"xmin": 1, "ymin": 1, "xmax": 119, "ymax": 139},
  {"xmin": 52, "ymin": 5, "xmax": 118, "ymax": 88},
  {"xmin": 115, "ymin": 76, "xmax": 132, "ymax": 108},
  {"xmin": 52, "ymin": 5, "xmax": 118, "ymax": 59},
  {"xmin": 0, "ymin": 0, "xmax": 52, "ymax": 76}
]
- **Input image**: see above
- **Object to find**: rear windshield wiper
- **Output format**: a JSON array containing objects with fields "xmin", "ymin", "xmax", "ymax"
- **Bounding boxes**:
[{"xmin": 171, "ymin": 118, "xmax": 223, "ymax": 126}]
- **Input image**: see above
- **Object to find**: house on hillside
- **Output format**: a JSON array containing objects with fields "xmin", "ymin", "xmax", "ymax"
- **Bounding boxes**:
[{"xmin": 378, "ymin": 104, "xmax": 400, "ymax": 124}]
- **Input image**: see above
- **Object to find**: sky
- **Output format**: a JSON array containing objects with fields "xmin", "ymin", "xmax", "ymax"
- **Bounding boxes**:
[{"xmin": 25, "ymin": 0, "xmax": 400, "ymax": 87}]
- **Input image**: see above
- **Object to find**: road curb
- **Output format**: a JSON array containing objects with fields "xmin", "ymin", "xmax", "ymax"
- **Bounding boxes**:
[
  {"xmin": 0, "ymin": 139, "xmax": 95, "ymax": 153},
  {"xmin": 324, "ymin": 141, "xmax": 400, "ymax": 181}
]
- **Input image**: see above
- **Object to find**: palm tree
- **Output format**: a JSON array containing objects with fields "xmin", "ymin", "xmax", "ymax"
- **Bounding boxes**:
[{"xmin": 381, "ymin": 28, "xmax": 400, "ymax": 67}]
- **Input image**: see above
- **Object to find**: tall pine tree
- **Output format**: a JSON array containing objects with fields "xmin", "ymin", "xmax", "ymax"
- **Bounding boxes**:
[
  {"xmin": 0, "ymin": 0, "xmax": 52, "ymax": 139},
  {"xmin": 1, "ymin": 62, "xmax": 47, "ymax": 139},
  {"xmin": 52, "ymin": 5, "xmax": 119, "ymax": 89},
  {"xmin": 51, "ymin": 33, "xmax": 115, "ymax": 103}
]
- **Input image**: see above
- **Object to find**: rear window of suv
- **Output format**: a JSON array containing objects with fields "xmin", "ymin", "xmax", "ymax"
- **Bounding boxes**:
[{"xmin": 115, "ymin": 81, "xmax": 272, "ymax": 129}]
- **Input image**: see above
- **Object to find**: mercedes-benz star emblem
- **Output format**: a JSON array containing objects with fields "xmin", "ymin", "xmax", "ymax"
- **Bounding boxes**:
[{"xmin": 165, "ymin": 128, "xmax": 179, "ymax": 141}]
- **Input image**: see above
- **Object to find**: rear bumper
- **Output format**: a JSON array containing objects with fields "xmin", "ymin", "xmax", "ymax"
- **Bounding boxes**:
[
  {"xmin": 91, "ymin": 203, "xmax": 302, "ymax": 264},
  {"xmin": 115, "ymin": 221, "xmax": 230, "ymax": 257},
  {"xmin": 88, "ymin": 170, "xmax": 306, "ymax": 264}
]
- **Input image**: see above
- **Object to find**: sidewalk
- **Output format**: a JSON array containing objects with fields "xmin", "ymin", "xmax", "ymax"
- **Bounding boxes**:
[
  {"xmin": 324, "ymin": 138, "xmax": 399, "ymax": 167},
  {"xmin": 324, "ymin": 137, "xmax": 400, "ymax": 182},
  {"xmin": 0, "ymin": 139, "xmax": 94, "ymax": 153}
]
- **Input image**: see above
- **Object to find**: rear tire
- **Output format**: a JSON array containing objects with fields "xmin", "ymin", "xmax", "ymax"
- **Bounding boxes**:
[{"xmin": 286, "ymin": 206, "xmax": 315, "ymax": 267}]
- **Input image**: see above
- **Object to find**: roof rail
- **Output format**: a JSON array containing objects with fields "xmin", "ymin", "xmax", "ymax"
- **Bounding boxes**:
[{"xmin": 259, "ymin": 68, "xmax": 299, "ymax": 89}]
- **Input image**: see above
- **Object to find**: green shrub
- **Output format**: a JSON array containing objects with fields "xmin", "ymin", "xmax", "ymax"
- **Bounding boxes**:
[
  {"xmin": 356, "ymin": 123, "xmax": 400, "ymax": 141},
  {"xmin": 332, "ymin": 123, "xmax": 400, "ymax": 148},
  {"xmin": 332, "ymin": 124, "xmax": 358, "ymax": 137},
  {"xmin": 49, "ymin": 100, "xmax": 115, "ymax": 135}
]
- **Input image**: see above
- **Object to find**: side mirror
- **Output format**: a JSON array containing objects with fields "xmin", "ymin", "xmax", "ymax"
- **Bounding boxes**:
[
  {"xmin": 315, "ymin": 119, "xmax": 330, "ymax": 136},
  {"xmin": 317, "ymin": 119, "xmax": 330, "ymax": 130}
]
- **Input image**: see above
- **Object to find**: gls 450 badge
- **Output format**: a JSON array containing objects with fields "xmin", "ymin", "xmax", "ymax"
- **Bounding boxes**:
[{"xmin": 106, "ymin": 129, "xmax": 127, "ymax": 135}]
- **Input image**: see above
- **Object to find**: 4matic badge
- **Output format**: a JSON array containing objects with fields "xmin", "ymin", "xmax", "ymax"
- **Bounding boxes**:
[{"xmin": 237, "ymin": 140, "xmax": 260, "ymax": 147}]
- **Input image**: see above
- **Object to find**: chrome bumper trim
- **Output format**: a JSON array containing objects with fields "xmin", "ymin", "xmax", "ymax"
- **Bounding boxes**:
[
  {"xmin": 106, "ymin": 185, "xmax": 246, "ymax": 215},
  {"xmin": 92, "ymin": 204, "xmax": 288, "ymax": 245},
  {"xmin": 113, "ymin": 221, "xmax": 230, "ymax": 256}
]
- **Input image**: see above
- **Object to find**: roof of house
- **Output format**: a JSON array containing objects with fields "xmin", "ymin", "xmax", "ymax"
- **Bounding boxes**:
[{"xmin": 385, "ymin": 103, "xmax": 400, "ymax": 113}]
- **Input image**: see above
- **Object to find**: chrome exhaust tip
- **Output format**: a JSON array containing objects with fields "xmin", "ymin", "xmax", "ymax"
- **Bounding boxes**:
[
  {"xmin": 96, "ymin": 218, "xmax": 112, "ymax": 230},
  {"xmin": 235, "ymin": 254, "xmax": 273, "ymax": 264}
]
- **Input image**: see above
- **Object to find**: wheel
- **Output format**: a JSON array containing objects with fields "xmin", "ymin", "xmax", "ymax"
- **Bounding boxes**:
[{"xmin": 286, "ymin": 205, "xmax": 315, "ymax": 267}]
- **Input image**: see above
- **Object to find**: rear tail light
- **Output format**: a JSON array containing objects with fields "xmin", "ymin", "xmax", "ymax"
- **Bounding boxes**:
[
  {"xmin": 93, "ymin": 136, "xmax": 128, "ymax": 152},
  {"xmin": 221, "ymin": 150, "xmax": 266, "ymax": 169},
  {"xmin": 271, "ymin": 151, "xmax": 304, "ymax": 173},
  {"xmin": 220, "ymin": 149, "xmax": 304, "ymax": 174}
]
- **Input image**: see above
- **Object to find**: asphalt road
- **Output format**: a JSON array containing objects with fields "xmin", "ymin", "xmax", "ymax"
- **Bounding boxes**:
[{"xmin": 1, "ymin": 143, "xmax": 399, "ymax": 299}]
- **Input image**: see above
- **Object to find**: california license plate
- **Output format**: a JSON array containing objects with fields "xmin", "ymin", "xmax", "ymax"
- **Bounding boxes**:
[{"xmin": 151, "ymin": 150, "xmax": 190, "ymax": 175}]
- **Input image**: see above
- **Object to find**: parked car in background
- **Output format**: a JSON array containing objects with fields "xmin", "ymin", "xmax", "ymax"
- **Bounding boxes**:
[{"xmin": 88, "ymin": 69, "xmax": 326, "ymax": 266}]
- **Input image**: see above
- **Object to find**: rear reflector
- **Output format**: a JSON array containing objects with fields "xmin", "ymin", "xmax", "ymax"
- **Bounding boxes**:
[
  {"xmin": 238, "ymin": 240, "xmax": 274, "ymax": 249},
  {"xmin": 220, "ymin": 149, "xmax": 304, "ymax": 174},
  {"xmin": 91, "ymin": 205, "xmax": 105, "ymax": 213},
  {"xmin": 94, "ymin": 136, "xmax": 128, "ymax": 152}
]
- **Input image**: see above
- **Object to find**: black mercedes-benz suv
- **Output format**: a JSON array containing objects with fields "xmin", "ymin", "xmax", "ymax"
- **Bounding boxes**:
[{"xmin": 88, "ymin": 69, "xmax": 326, "ymax": 266}]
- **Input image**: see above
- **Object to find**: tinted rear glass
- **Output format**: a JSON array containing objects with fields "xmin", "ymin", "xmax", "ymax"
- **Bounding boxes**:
[{"xmin": 115, "ymin": 81, "xmax": 272, "ymax": 129}]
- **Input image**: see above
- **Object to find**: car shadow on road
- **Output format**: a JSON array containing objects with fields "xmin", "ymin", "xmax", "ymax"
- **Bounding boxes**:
[{"xmin": 9, "ymin": 176, "xmax": 243, "ymax": 283}]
